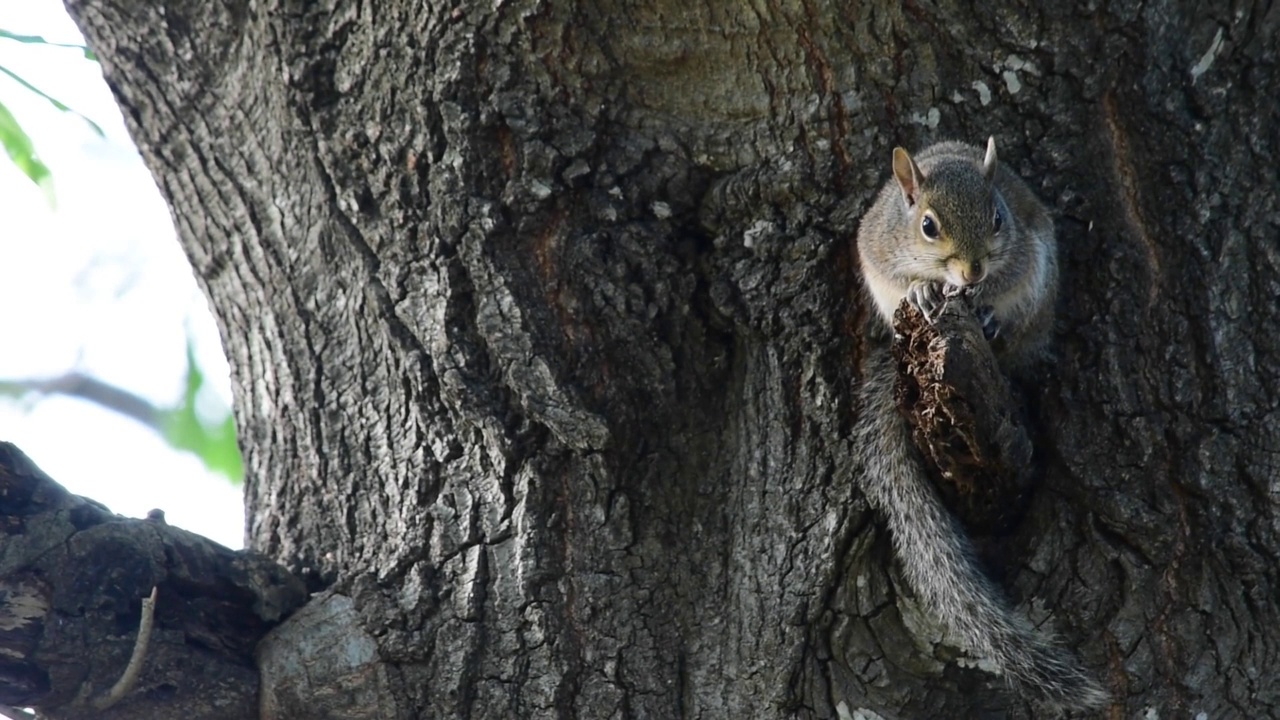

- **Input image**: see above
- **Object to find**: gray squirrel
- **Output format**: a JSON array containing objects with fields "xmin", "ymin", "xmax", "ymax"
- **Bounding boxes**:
[{"xmin": 854, "ymin": 137, "xmax": 1108, "ymax": 710}]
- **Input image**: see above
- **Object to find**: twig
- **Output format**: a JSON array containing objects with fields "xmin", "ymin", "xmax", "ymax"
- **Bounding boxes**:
[
  {"xmin": 0, "ymin": 372, "xmax": 159, "ymax": 428},
  {"xmin": 93, "ymin": 586, "xmax": 158, "ymax": 710}
]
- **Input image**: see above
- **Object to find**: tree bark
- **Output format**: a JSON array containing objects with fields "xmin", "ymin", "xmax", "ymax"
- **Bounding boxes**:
[{"xmin": 57, "ymin": 0, "xmax": 1280, "ymax": 717}]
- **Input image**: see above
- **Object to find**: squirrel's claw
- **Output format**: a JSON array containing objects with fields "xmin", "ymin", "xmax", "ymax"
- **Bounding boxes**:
[{"xmin": 907, "ymin": 281, "xmax": 947, "ymax": 321}]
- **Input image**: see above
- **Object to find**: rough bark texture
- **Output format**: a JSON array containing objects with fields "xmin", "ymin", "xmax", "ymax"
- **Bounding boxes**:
[
  {"xmin": 61, "ymin": 0, "xmax": 1280, "ymax": 718},
  {"xmin": 0, "ymin": 443, "xmax": 306, "ymax": 720}
]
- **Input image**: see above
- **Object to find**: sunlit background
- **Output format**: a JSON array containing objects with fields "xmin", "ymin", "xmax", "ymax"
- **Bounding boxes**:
[{"xmin": 0, "ymin": 1, "xmax": 243, "ymax": 549}]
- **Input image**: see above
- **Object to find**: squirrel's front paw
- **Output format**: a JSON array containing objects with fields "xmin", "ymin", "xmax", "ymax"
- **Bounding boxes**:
[
  {"xmin": 907, "ymin": 281, "xmax": 946, "ymax": 321},
  {"xmin": 976, "ymin": 305, "xmax": 1000, "ymax": 340}
]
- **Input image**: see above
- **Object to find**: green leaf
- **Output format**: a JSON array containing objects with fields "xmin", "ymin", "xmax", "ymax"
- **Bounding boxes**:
[
  {"xmin": 0, "ymin": 29, "xmax": 95, "ymax": 60},
  {"xmin": 0, "ymin": 64, "xmax": 105, "ymax": 138},
  {"xmin": 0, "ymin": 99, "xmax": 54, "ymax": 205},
  {"xmin": 158, "ymin": 341, "xmax": 244, "ymax": 484}
]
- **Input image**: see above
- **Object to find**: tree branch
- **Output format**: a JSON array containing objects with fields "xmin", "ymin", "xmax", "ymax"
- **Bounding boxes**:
[
  {"xmin": 891, "ymin": 294, "xmax": 1035, "ymax": 537},
  {"xmin": 0, "ymin": 443, "xmax": 307, "ymax": 720},
  {"xmin": 0, "ymin": 372, "xmax": 159, "ymax": 428}
]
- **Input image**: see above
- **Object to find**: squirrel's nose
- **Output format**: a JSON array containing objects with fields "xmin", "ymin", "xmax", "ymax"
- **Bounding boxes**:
[
  {"xmin": 952, "ymin": 258, "xmax": 988, "ymax": 284},
  {"xmin": 962, "ymin": 260, "xmax": 986, "ymax": 284}
]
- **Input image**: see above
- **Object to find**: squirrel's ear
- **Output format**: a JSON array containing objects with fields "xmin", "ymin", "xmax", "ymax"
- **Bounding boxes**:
[
  {"xmin": 892, "ymin": 147, "xmax": 924, "ymax": 208},
  {"xmin": 982, "ymin": 136, "xmax": 998, "ymax": 180}
]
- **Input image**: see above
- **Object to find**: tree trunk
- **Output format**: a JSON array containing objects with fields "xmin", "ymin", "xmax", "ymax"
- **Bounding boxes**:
[{"xmin": 57, "ymin": 0, "xmax": 1280, "ymax": 717}]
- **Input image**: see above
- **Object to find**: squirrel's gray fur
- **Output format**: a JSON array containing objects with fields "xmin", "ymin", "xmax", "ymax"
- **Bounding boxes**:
[{"xmin": 853, "ymin": 137, "xmax": 1108, "ymax": 710}]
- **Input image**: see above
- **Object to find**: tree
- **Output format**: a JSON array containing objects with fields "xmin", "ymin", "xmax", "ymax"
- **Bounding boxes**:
[{"xmin": 6, "ymin": 1, "xmax": 1278, "ymax": 717}]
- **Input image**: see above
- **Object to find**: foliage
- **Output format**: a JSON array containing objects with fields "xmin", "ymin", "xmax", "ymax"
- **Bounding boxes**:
[
  {"xmin": 0, "ymin": 340, "xmax": 243, "ymax": 485},
  {"xmin": 0, "ymin": 29, "xmax": 102, "ymax": 204},
  {"xmin": 158, "ymin": 343, "xmax": 244, "ymax": 484},
  {"xmin": 0, "ymin": 28, "xmax": 243, "ymax": 484}
]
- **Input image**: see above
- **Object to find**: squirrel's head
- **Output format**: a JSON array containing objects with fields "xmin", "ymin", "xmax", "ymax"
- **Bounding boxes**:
[{"xmin": 892, "ymin": 136, "xmax": 1010, "ymax": 289}]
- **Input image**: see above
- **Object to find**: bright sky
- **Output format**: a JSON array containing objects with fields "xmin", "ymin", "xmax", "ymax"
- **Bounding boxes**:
[{"xmin": 0, "ymin": 2, "xmax": 243, "ymax": 548}]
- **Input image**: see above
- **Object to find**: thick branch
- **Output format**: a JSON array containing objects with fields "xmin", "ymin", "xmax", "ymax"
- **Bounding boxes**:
[
  {"xmin": 0, "ymin": 443, "xmax": 306, "ymax": 720},
  {"xmin": 891, "ymin": 296, "xmax": 1034, "ymax": 536}
]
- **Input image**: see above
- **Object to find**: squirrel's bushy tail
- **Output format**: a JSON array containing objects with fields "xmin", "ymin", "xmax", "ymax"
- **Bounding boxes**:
[{"xmin": 854, "ymin": 354, "xmax": 1108, "ymax": 710}]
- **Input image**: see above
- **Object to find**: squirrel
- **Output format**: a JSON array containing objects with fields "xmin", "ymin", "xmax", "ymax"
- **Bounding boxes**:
[{"xmin": 853, "ymin": 137, "xmax": 1108, "ymax": 710}]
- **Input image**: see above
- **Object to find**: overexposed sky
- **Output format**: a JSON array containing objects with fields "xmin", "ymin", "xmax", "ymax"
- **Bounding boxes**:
[{"xmin": 0, "ymin": 1, "xmax": 242, "ymax": 548}]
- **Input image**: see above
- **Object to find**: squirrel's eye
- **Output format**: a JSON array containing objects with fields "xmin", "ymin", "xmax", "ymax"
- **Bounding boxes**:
[
  {"xmin": 993, "ymin": 208, "xmax": 1004, "ymax": 232},
  {"xmin": 921, "ymin": 215, "xmax": 939, "ymax": 240}
]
